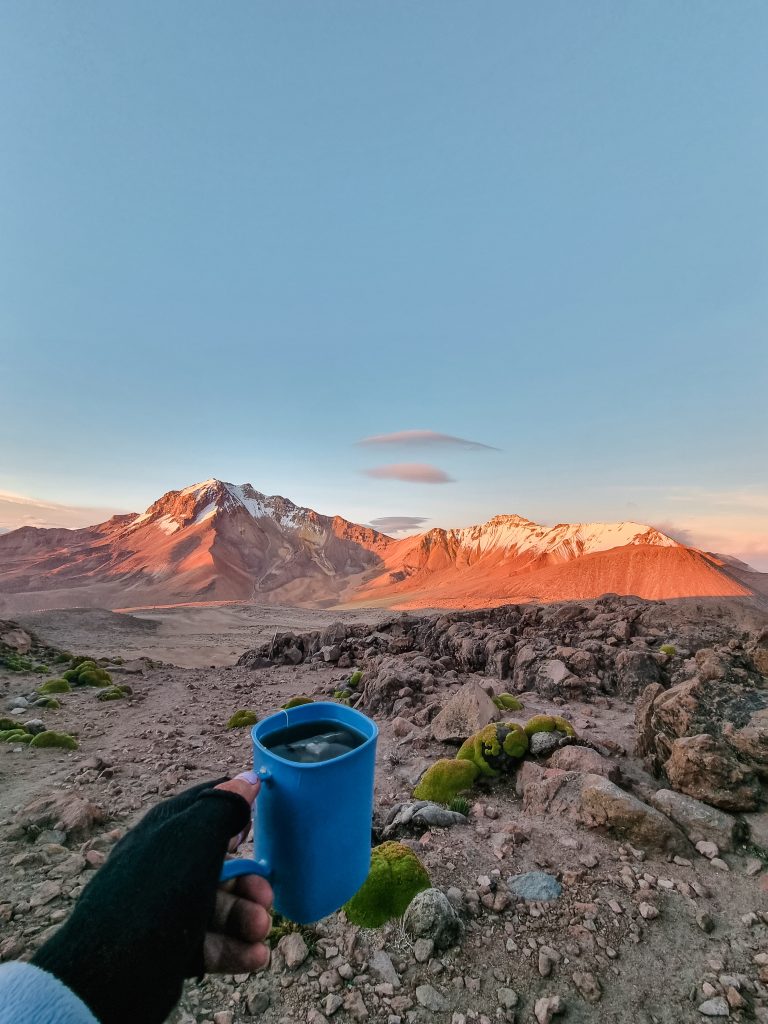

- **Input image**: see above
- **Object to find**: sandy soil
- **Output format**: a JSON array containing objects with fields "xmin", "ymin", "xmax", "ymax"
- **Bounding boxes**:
[{"xmin": 16, "ymin": 604, "xmax": 400, "ymax": 668}]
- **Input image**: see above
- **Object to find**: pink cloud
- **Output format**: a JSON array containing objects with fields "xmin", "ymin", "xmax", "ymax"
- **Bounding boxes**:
[
  {"xmin": 362, "ymin": 463, "xmax": 454, "ymax": 484},
  {"xmin": 357, "ymin": 430, "xmax": 497, "ymax": 451}
]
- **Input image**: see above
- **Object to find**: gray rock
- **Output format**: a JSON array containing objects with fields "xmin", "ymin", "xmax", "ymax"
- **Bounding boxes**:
[
  {"xmin": 496, "ymin": 988, "xmax": 519, "ymax": 1010},
  {"xmin": 7, "ymin": 696, "xmax": 29, "ymax": 709},
  {"xmin": 415, "ymin": 985, "xmax": 449, "ymax": 1012},
  {"xmin": 368, "ymin": 950, "xmax": 400, "ymax": 989},
  {"xmin": 529, "ymin": 731, "xmax": 564, "ymax": 757},
  {"xmin": 404, "ymin": 888, "xmax": 463, "ymax": 949},
  {"xmin": 430, "ymin": 682, "xmax": 499, "ymax": 743},
  {"xmin": 649, "ymin": 789, "xmax": 741, "ymax": 852},
  {"xmin": 22, "ymin": 719, "xmax": 46, "ymax": 735},
  {"xmin": 382, "ymin": 801, "xmax": 467, "ymax": 837},
  {"xmin": 508, "ymin": 871, "xmax": 562, "ymax": 902},
  {"xmin": 698, "ymin": 996, "xmax": 730, "ymax": 1017},
  {"xmin": 413, "ymin": 938, "xmax": 434, "ymax": 963}
]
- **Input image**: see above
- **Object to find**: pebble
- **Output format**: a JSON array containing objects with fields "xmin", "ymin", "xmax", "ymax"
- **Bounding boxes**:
[
  {"xmin": 710, "ymin": 858, "xmax": 730, "ymax": 872},
  {"xmin": 745, "ymin": 859, "xmax": 763, "ymax": 877},
  {"xmin": 639, "ymin": 903, "xmax": 659, "ymax": 920},
  {"xmin": 572, "ymin": 971, "xmax": 602, "ymax": 1004},
  {"xmin": 698, "ymin": 996, "xmax": 730, "ymax": 1017},
  {"xmin": 414, "ymin": 938, "xmax": 434, "ymax": 964},
  {"xmin": 696, "ymin": 842, "xmax": 719, "ymax": 860},
  {"xmin": 415, "ymin": 984, "xmax": 449, "ymax": 1012},
  {"xmin": 696, "ymin": 911, "xmax": 715, "ymax": 933},
  {"xmin": 496, "ymin": 988, "xmax": 518, "ymax": 1010},
  {"xmin": 534, "ymin": 995, "xmax": 563, "ymax": 1024}
]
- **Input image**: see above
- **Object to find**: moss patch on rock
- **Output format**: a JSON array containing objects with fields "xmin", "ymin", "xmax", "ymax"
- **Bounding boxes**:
[
  {"xmin": 37, "ymin": 678, "xmax": 71, "ymax": 695},
  {"xmin": 343, "ymin": 841, "xmax": 430, "ymax": 928},
  {"xmin": 227, "ymin": 710, "xmax": 259, "ymax": 729},
  {"xmin": 63, "ymin": 661, "xmax": 112, "ymax": 688},
  {"xmin": 0, "ymin": 729, "xmax": 33, "ymax": 744},
  {"xmin": 281, "ymin": 697, "xmax": 314, "ymax": 709},
  {"xmin": 29, "ymin": 731, "xmax": 78, "ymax": 750},
  {"xmin": 348, "ymin": 670, "xmax": 363, "ymax": 688},
  {"xmin": 413, "ymin": 758, "xmax": 480, "ymax": 802},
  {"xmin": 492, "ymin": 693, "xmax": 523, "ymax": 711},
  {"xmin": 660, "ymin": 644, "xmax": 677, "ymax": 656},
  {"xmin": 97, "ymin": 685, "xmax": 132, "ymax": 702},
  {"xmin": 524, "ymin": 714, "xmax": 576, "ymax": 738}
]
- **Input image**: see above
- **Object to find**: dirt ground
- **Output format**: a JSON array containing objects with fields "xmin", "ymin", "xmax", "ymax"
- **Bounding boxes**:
[{"xmin": 2, "ymin": 604, "xmax": 768, "ymax": 1024}]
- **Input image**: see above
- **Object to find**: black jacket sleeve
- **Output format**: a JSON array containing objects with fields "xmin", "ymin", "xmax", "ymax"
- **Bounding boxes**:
[{"xmin": 33, "ymin": 780, "xmax": 251, "ymax": 1024}]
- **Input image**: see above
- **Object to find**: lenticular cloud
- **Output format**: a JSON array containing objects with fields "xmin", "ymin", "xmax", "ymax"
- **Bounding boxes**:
[
  {"xmin": 362, "ymin": 463, "xmax": 454, "ymax": 484},
  {"xmin": 357, "ymin": 430, "xmax": 497, "ymax": 451}
]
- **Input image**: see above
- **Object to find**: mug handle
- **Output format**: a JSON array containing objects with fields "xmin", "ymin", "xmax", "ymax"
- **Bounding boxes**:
[
  {"xmin": 219, "ymin": 765, "xmax": 273, "ymax": 884},
  {"xmin": 220, "ymin": 857, "xmax": 272, "ymax": 883}
]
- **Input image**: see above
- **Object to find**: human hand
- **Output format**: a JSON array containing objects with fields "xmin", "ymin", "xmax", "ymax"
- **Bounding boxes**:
[
  {"xmin": 33, "ymin": 774, "xmax": 270, "ymax": 1024},
  {"xmin": 205, "ymin": 776, "xmax": 272, "ymax": 973}
]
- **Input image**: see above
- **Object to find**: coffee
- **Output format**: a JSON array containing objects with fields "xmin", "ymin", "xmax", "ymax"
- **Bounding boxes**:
[{"xmin": 263, "ymin": 719, "xmax": 366, "ymax": 764}]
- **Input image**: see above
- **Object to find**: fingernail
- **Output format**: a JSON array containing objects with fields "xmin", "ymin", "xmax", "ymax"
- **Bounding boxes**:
[{"xmin": 236, "ymin": 770, "xmax": 260, "ymax": 785}]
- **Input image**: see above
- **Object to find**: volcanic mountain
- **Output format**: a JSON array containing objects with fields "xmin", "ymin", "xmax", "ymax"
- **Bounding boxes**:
[
  {"xmin": 0, "ymin": 480, "xmax": 761, "ymax": 613},
  {"xmin": 0, "ymin": 480, "xmax": 392, "ymax": 613}
]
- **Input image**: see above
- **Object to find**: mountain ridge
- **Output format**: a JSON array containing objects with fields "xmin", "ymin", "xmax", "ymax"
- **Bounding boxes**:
[{"xmin": 0, "ymin": 478, "xmax": 760, "ymax": 613}]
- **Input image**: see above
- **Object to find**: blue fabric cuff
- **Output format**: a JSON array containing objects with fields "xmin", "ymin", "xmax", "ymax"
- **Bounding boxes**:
[{"xmin": 0, "ymin": 961, "xmax": 100, "ymax": 1024}]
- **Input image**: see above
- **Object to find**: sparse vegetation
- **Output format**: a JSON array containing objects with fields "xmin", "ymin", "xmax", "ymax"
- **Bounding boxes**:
[
  {"xmin": 226, "ymin": 709, "xmax": 259, "ymax": 729},
  {"xmin": 447, "ymin": 796, "xmax": 470, "ymax": 816},
  {"xmin": 97, "ymin": 685, "xmax": 133, "ymax": 701},
  {"xmin": 37, "ymin": 678, "xmax": 71, "ymax": 695},
  {"xmin": 29, "ymin": 730, "xmax": 79, "ymax": 750},
  {"xmin": 343, "ymin": 841, "xmax": 430, "ymax": 928},
  {"xmin": 281, "ymin": 696, "xmax": 314, "ymax": 709},
  {"xmin": 492, "ymin": 693, "xmax": 523, "ymax": 711},
  {"xmin": 413, "ymin": 758, "xmax": 480, "ymax": 802},
  {"xmin": 660, "ymin": 644, "xmax": 677, "ymax": 656},
  {"xmin": 63, "ymin": 660, "xmax": 112, "ymax": 687}
]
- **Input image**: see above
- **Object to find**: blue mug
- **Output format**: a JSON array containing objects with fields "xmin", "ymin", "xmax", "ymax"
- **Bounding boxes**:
[{"xmin": 220, "ymin": 701, "xmax": 378, "ymax": 923}]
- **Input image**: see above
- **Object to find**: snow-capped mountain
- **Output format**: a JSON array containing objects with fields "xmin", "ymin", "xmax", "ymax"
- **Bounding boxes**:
[{"xmin": 0, "ymin": 479, "xmax": 757, "ymax": 613}]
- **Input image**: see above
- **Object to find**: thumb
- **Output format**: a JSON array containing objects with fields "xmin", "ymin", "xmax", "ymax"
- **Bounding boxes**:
[{"xmin": 215, "ymin": 772, "xmax": 260, "ymax": 848}]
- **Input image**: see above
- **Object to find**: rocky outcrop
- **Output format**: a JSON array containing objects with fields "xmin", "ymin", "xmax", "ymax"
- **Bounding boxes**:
[
  {"xmin": 647, "ymin": 789, "xmax": 744, "ymax": 851},
  {"xmin": 635, "ymin": 655, "xmax": 768, "ymax": 810},
  {"xmin": 430, "ymin": 681, "xmax": 499, "ymax": 742},
  {"xmin": 665, "ymin": 734, "xmax": 761, "ymax": 812},
  {"xmin": 517, "ymin": 763, "xmax": 688, "ymax": 853}
]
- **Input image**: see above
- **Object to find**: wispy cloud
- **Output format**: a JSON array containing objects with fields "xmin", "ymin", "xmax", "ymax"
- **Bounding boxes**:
[
  {"xmin": 369, "ymin": 515, "xmax": 428, "ymax": 535},
  {"xmin": 0, "ymin": 491, "xmax": 126, "ymax": 532},
  {"xmin": 649, "ymin": 521, "xmax": 697, "ymax": 546},
  {"xmin": 357, "ymin": 430, "xmax": 498, "ymax": 451},
  {"xmin": 362, "ymin": 463, "xmax": 454, "ymax": 484}
]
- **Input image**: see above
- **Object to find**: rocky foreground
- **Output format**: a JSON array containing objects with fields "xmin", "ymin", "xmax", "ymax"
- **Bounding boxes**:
[{"xmin": 2, "ymin": 595, "xmax": 768, "ymax": 1024}]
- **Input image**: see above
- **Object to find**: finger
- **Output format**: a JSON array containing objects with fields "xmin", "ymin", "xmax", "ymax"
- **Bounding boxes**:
[
  {"xmin": 203, "ymin": 932, "xmax": 270, "ymax": 974},
  {"xmin": 216, "ymin": 774, "xmax": 260, "ymax": 813},
  {"xmin": 229, "ymin": 872, "xmax": 274, "ymax": 910},
  {"xmin": 211, "ymin": 889, "xmax": 272, "ymax": 943}
]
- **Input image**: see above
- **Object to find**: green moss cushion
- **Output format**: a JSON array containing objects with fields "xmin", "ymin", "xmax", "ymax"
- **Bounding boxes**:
[
  {"xmin": 343, "ymin": 841, "xmax": 430, "ymax": 927},
  {"xmin": 38, "ymin": 678, "xmax": 71, "ymax": 695},
  {"xmin": 492, "ymin": 693, "xmax": 523, "ymax": 711},
  {"xmin": 29, "ymin": 731, "xmax": 79, "ymax": 750},
  {"xmin": 281, "ymin": 697, "xmax": 314, "ymax": 709},
  {"xmin": 524, "ymin": 714, "xmax": 576, "ymax": 738},
  {"xmin": 227, "ymin": 710, "xmax": 259, "ymax": 729},
  {"xmin": 413, "ymin": 758, "xmax": 480, "ymax": 802}
]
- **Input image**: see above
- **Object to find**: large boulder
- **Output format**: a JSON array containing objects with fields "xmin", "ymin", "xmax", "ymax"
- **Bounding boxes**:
[
  {"xmin": 519, "ymin": 763, "xmax": 688, "ymax": 853},
  {"xmin": 648, "ymin": 789, "xmax": 744, "ymax": 851},
  {"xmin": 0, "ymin": 622, "xmax": 33, "ymax": 655},
  {"xmin": 613, "ymin": 649, "xmax": 661, "ymax": 698},
  {"xmin": 430, "ymin": 681, "xmax": 499, "ymax": 743},
  {"xmin": 548, "ymin": 745, "xmax": 620, "ymax": 782},
  {"xmin": 665, "ymin": 734, "xmax": 761, "ymax": 812},
  {"xmin": 635, "ymin": 671, "xmax": 768, "ymax": 810}
]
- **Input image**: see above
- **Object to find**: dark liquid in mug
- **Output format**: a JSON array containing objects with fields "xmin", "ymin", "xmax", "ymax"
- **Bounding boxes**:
[{"xmin": 263, "ymin": 720, "xmax": 366, "ymax": 763}]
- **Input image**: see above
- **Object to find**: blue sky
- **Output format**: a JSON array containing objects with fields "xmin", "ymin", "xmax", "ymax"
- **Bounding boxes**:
[{"xmin": 1, "ymin": 2, "xmax": 767, "ymax": 566}]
